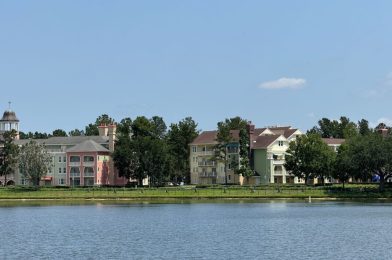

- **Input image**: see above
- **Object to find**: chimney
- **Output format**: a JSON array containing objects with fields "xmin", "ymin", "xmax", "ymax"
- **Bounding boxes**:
[
  {"xmin": 98, "ymin": 124, "xmax": 108, "ymax": 136},
  {"xmin": 108, "ymin": 124, "xmax": 117, "ymax": 152},
  {"xmin": 247, "ymin": 121, "xmax": 255, "ymax": 149},
  {"xmin": 377, "ymin": 128, "xmax": 389, "ymax": 138}
]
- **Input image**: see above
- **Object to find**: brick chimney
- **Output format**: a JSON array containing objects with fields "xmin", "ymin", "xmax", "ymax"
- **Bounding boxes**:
[
  {"xmin": 98, "ymin": 124, "xmax": 108, "ymax": 136},
  {"xmin": 108, "ymin": 124, "xmax": 117, "ymax": 152}
]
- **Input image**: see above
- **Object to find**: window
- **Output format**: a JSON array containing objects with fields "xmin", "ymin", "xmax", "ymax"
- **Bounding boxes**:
[
  {"xmin": 58, "ymin": 168, "xmax": 61, "ymax": 173},
  {"xmin": 70, "ymin": 167, "xmax": 80, "ymax": 177},
  {"xmin": 84, "ymin": 167, "xmax": 94, "ymax": 177},
  {"xmin": 228, "ymin": 175, "xmax": 231, "ymax": 181},
  {"xmin": 70, "ymin": 156, "xmax": 80, "ymax": 162},
  {"xmin": 84, "ymin": 156, "xmax": 94, "ymax": 162},
  {"xmin": 58, "ymin": 157, "xmax": 61, "ymax": 162},
  {"xmin": 63, "ymin": 157, "xmax": 66, "ymax": 162},
  {"xmin": 58, "ymin": 179, "xmax": 65, "ymax": 185},
  {"xmin": 63, "ymin": 168, "xmax": 66, "ymax": 173},
  {"xmin": 192, "ymin": 146, "xmax": 197, "ymax": 152},
  {"xmin": 278, "ymin": 141, "xmax": 284, "ymax": 147}
]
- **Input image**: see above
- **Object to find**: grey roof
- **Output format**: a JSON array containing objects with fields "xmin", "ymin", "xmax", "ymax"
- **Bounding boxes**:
[
  {"xmin": 14, "ymin": 136, "xmax": 109, "ymax": 146},
  {"xmin": 1, "ymin": 110, "xmax": 19, "ymax": 122},
  {"xmin": 66, "ymin": 139, "xmax": 109, "ymax": 153}
]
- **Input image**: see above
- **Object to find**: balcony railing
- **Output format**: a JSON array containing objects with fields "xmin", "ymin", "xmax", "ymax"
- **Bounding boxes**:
[
  {"xmin": 272, "ymin": 160, "xmax": 285, "ymax": 165},
  {"xmin": 198, "ymin": 161, "xmax": 216, "ymax": 167},
  {"xmin": 69, "ymin": 162, "xmax": 81, "ymax": 167},
  {"xmin": 199, "ymin": 172, "xmax": 217, "ymax": 178},
  {"xmin": 83, "ymin": 162, "xmax": 94, "ymax": 167}
]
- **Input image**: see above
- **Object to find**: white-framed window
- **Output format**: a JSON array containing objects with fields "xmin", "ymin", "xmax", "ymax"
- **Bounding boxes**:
[
  {"xmin": 58, "ymin": 179, "xmax": 65, "ymax": 185},
  {"xmin": 58, "ymin": 157, "xmax": 61, "ymax": 162},
  {"xmin": 58, "ymin": 168, "xmax": 61, "ymax": 173},
  {"xmin": 278, "ymin": 141, "xmax": 284, "ymax": 146},
  {"xmin": 70, "ymin": 156, "xmax": 80, "ymax": 162},
  {"xmin": 63, "ymin": 156, "xmax": 66, "ymax": 162},
  {"xmin": 192, "ymin": 146, "xmax": 197, "ymax": 152},
  {"xmin": 63, "ymin": 168, "xmax": 66, "ymax": 173}
]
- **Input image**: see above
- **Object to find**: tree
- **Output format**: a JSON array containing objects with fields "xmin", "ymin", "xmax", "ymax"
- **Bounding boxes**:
[
  {"xmin": 69, "ymin": 129, "xmax": 85, "ymax": 136},
  {"xmin": 308, "ymin": 116, "xmax": 357, "ymax": 138},
  {"xmin": 0, "ymin": 130, "xmax": 19, "ymax": 185},
  {"xmin": 214, "ymin": 117, "xmax": 248, "ymax": 185},
  {"xmin": 285, "ymin": 134, "xmax": 335, "ymax": 185},
  {"xmin": 167, "ymin": 117, "xmax": 199, "ymax": 183},
  {"xmin": 113, "ymin": 116, "xmax": 171, "ymax": 187},
  {"xmin": 18, "ymin": 141, "xmax": 52, "ymax": 186},
  {"xmin": 113, "ymin": 129, "xmax": 138, "ymax": 183},
  {"xmin": 235, "ymin": 127, "xmax": 253, "ymax": 183},
  {"xmin": 345, "ymin": 133, "xmax": 392, "ymax": 191},
  {"xmin": 332, "ymin": 144, "xmax": 354, "ymax": 188},
  {"xmin": 52, "ymin": 129, "xmax": 67, "ymax": 137},
  {"xmin": 358, "ymin": 119, "xmax": 372, "ymax": 136}
]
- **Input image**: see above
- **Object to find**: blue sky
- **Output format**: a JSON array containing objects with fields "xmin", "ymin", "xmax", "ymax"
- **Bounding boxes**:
[{"xmin": 1, "ymin": 1, "xmax": 392, "ymax": 133}]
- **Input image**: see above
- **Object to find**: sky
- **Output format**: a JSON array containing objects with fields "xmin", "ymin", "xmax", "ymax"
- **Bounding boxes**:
[{"xmin": 1, "ymin": 1, "xmax": 392, "ymax": 134}]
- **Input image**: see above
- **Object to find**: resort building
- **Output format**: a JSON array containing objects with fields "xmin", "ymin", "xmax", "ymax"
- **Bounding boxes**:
[{"xmin": 189, "ymin": 124, "xmax": 302, "ymax": 185}]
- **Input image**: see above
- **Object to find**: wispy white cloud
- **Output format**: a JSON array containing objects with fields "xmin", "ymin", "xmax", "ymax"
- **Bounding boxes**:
[{"xmin": 259, "ymin": 77, "xmax": 306, "ymax": 90}]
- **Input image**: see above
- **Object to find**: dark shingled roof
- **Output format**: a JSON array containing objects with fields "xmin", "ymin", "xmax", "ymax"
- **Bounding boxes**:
[
  {"xmin": 190, "ymin": 130, "xmax": 240, "ymax": 145},
  {"xmin": 14, "ymin": 136, "xmax": 109, "ymax": 146},
  {"xmin": 0, "ymin": 110, "xmax": 19, "ymax": 122},
  {"xmin": 252, "ymin": 135, "xmax": 281, "ymax": 149},
  {"xmin": 322, "ymin": 138, "xmax": 345, "ymax": 145},
  {"xmin": 283, "ymin": 129, "xmax": 299, "ymax": 138},
  {"xmin": 67, "ymin": 139, "xmax": 109, "ymax": 152}
]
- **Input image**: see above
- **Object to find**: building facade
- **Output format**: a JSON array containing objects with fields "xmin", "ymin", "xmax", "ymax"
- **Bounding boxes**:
[{"xmin": 189, "ymin": 124, "xmax": 303, "ymax": 185}]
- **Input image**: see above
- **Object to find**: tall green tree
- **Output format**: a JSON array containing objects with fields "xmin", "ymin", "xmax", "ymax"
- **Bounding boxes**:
[
  {"xmin": 167, "ymin": 117, "xmax": 199, "ymax": 183},
  {"xmin": 0, "ymin": 130, "xmax": 19, "ymax": 185},
  {"xmin": 113, "ymin": 116, "xmax": 171, "ymax": 186},
  {"xmin": 235, "ymin": 127, "xmax": 253, "ymax": 183},
  {"xmin": 68, "ymin": 129, "xmax": 85, "ymax": 136},
  {"xmin": 52, "ymin": 129, "xmax": 67, "ymax": 137},
  {"xmin": 18, "ymin": 141, "xmax": 52, "ymax": 186},
  {"xmin": 285, "ymin": 134, "xmax": 335, "ymax": 185},
  {"xmin": 308, "ymin": 116, "xmax": 357, "ymax": 138},
  {"xmin": 357, "ymin": 119, "xmax": 372, "ymax": 136},
  {"xmin": 345, "ymin": 133, "xmax": 392, "ymax": 191},
  {"xmin": 214, "ymin": 117, "xmax": 248, "ymax": 185},
  {"xmin": 332, "ymin": 144, "xmax": 354, "ymax": 188}
]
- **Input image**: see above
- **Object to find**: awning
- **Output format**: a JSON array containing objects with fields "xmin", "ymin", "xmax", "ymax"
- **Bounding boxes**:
[{"xmin": 41, "ymin": 176, "xmax": 53, "ymax": 181}]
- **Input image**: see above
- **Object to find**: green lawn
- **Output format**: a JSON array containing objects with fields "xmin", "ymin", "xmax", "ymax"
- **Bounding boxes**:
[{"xmin": 0, "ymin": 184, "xmax": 390, "ymax": 200}]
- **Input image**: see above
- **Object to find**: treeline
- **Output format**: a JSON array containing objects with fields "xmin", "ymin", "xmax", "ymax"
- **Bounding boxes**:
[
  {"xmin": 286, "ymin": 116, "xmax": 392, "ymax": 191},
  {"xmin": 19, "ymin": 114, "xmax": 116, "ymax": 139}
]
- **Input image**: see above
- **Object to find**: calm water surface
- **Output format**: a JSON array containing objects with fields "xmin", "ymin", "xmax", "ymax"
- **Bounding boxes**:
[{"xmin": 0, "ymin": 200, "xmax": 392, "ymax": 260}]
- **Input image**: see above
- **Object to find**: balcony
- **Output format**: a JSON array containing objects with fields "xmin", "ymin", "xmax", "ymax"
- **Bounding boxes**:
[
  {"xmin": 69, "ymin": 162, "xmax": 81, "ymax": 167},
  {"xmin": 199, "ymin": 172, "xmax": 217, "ymax": 178},
  {"xmin": 198, "ymin": 161, "xmax": 216, "ymax": 167},
  {"xmin": 272, "ymin": 160, "xmax": 285, "ymax": 165},
  {"xmin": 83, "ymin": 161, "xmax": 94, "ymax": 167}
]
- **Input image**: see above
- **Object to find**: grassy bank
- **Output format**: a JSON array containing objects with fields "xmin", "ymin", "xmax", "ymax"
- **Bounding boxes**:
[{"xmin": 0, "ymin": 184, "xmax": 391, "ymax": 200}]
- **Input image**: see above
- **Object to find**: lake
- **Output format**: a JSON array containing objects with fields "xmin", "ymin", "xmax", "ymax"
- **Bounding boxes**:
[{"xmin": 0, "ymin": 200, "xmax": 391, "ymax": 259}]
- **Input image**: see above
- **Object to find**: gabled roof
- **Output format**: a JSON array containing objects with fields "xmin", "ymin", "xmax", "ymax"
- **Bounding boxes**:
[
  {"xmin": 322, "ymin": 138, "xmax": 345, "ymax": 145},
  {"xmin": 252, "ymin": 135, "xmax": 281, "ymax": 149},
  {"xmin": 190, "ymin": 130, "xmax": 240, "ymax": 145},
  {"xmin": 14, "ymin": 136, "xmax": 109, "ymax": 146},
  {"xmin": 283, "ymin": 129, "xmax": 299, "ymax": 138},
  {"xmin": 66, "ymin": 139, "xmax": 109, "ymax": 153}
]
